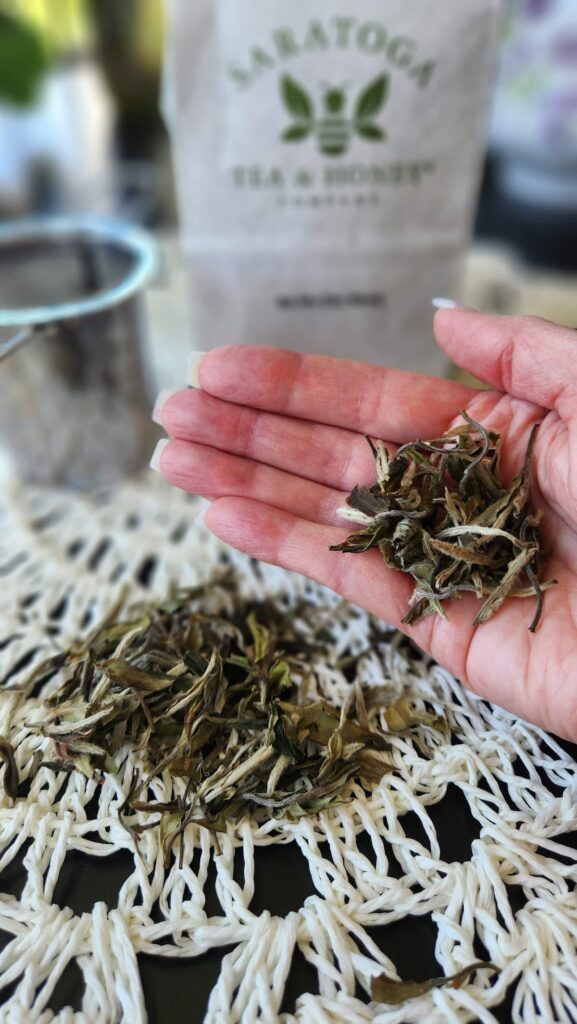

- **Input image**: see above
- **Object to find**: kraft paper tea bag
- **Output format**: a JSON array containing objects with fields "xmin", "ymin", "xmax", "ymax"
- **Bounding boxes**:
[{"xmin": 163, "ymin": 0, "xmax": 501, "ymax": 375}]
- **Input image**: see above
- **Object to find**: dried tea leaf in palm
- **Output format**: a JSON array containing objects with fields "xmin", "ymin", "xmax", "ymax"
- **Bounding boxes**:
[{"xmin": 332, "ymin": 415, "xmax": 556, "ymax": 631}]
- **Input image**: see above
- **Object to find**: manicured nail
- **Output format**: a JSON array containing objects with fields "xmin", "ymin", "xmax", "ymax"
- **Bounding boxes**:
[
  {"xmin": 186, "ymin": 350, "xmax": 208, "ymax": 387},
  {"xmin": 432, "ymin": 297, "xmax": 459, "ymax": 310},
  {"xmin": 152, "ymin": 388, "xmax": 178, "ymax": 425},
  {"xmin": 150, "ymin": 438, "xmax": 169, "ymax": 473}
]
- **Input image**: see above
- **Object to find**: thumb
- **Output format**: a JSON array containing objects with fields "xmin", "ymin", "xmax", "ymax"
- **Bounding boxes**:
[{"xmin": 434, "ymin": 309, "xmax": 577, "ymax": 418}]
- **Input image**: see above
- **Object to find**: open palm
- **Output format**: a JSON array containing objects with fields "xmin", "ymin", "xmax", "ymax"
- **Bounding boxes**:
[{"xmin": 153, "ymin": 310, "xmax": 577, "ymax": 741}]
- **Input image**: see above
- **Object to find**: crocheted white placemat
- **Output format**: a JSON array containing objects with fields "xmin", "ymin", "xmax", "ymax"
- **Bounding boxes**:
[{"xmin": 0, "ymin": 474, "xmax": 576, "ymax": 1024}]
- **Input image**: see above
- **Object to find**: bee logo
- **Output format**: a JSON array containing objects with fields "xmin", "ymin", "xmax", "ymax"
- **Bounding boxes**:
[{"xmin": 280, "ymin": 73, "xmax": 389, "ymax": 157}]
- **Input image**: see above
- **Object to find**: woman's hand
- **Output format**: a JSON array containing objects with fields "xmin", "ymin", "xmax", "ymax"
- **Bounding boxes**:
[{"xmin": 152, "ymin": 310, "xmax": 577, "ymax": 741}]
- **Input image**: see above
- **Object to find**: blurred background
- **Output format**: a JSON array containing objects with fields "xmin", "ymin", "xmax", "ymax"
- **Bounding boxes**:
[{"xmin": 0, "ymin": 0, "xmax": 576, "ymax": 477}]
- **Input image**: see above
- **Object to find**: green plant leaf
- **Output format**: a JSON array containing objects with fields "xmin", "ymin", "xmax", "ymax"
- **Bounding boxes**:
[
  {"xmin": 282, "ymin": 124, "xmax": 312, "ymax": 142},
  {"xmin": 0, "ymin": 12, "xmax": 49, "ymax": 107},
  {"xmin": 356, "ymin": 123, "xmax": 386, "ymax": 141},
  {"xmin": 281, "ymin": 75, "xmax": 313, "ymax": 121},
  {"xmin": 354, "ymin": 74, "xmax": 389, "ymax": 123}
]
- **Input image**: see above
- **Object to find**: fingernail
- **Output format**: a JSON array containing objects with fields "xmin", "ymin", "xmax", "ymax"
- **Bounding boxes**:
[
  {"xmin": 150, "ymin": 438, "xmax": 169, "ymax": 473},
  {"xmin": 152, "ymin": 388, "xmax": 178, "ymax": 425},
  {"xmin": 432, "ymin": 297, "xmax": 459, "ymax": 310},
  {"xmin": 186, "ymin": 350, "xmax": 208, "ymax": 387}
]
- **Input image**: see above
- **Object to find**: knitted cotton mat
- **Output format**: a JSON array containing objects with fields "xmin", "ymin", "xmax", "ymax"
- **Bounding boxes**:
[{"xmin": 0, "ymin": 474, "xmax": 576, "ymax": 1024}]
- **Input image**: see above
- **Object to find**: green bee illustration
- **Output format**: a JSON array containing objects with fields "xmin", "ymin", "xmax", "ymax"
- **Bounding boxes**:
[{"xmin": 280, "ymin": 73, "xmax": 389, "ymax": 157}]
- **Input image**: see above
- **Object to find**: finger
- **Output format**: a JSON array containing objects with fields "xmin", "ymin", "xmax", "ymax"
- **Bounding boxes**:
[
  {"xmin": 460, "ymin": 387, "xmax": 577, "ymax": 533},
  {"xmin": 435, "ymin": 310, "xmax": 577, "ymax": 418},
  {"xmin": 197, "ymin": 346, "xmax": 475, "ymax": 441},
  {"xmin": 153, "ymin": 438, "xmax": 347, "ymax": 526},
  {"xmin": 155, "ymin": 388, "xmax": 376, "ymax": 491}
]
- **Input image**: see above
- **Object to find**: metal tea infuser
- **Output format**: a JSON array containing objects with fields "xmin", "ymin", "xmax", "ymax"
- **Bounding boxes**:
[{"xmin": 0, "ymin": 217, "xmax": 157, "ymax": 488}]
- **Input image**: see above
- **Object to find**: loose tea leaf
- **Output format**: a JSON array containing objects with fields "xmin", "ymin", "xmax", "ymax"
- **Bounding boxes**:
[
  {"xmin": 0, "ymin": 737, "xmax": 18, "ymax": 802},
  {"xmin": 371, "ymin": 961, "xmax": 500, "ymax": 1005},
  {"xmin": 9, "ymin": 579, "xmax": 446, "ymax": 858},
  {"xmin": 383, "ymin": 696, "xmax": 446, "ymax": 734},
  {"xmin": 332, "ymin": 416, "xmax": 556, "ymax": 631}
]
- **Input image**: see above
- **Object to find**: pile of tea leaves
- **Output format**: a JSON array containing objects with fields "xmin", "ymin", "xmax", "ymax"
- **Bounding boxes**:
[
  {"xmin": 14, "ymin": 580, "xmax": 446, "ymax": 863},
  {"xmin": 1, "ymin": 580, "xmax": 503, "ymax": 1007},
  {"xmin": 332, "ymin": 414, "xmax": 555, "ymax": 631}
]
